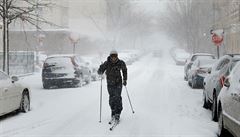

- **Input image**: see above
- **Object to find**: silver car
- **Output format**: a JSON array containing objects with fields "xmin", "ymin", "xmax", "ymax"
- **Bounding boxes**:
[
  {"xmin": 0, "ymin": 71, "xmax": 31, "ymax": 116},
  {"xmin": 203, "ymin": 55, "xmax": 240, "ymax": 122},
  {"xmin": 184, "ymin": 53, "xmax": 215, "ymax": 81},
  {"xmin": 217, "ymin": 62, "xmax": 240, "ymax": 137},
  {"xmin": 187, "ymin": 58, "xmax": 216, "ymax": 88}
]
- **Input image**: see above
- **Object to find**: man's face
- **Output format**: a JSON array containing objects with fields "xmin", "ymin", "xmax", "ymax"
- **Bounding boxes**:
[{"xmin": 110, "ymin": 54, "xmax": 118, "ymax": 63}]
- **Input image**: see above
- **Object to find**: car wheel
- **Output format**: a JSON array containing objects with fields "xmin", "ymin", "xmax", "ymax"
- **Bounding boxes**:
[
  {"xmin": 191, "ymin": 77, "xmax": 196, "ymax": 89},
  {"xmin": 43, "ymin": 82, "xmax": 50, "ymax": 89},
  {"xmin": 203, "ymin": 91, "xmax": 210, "ymax": 109},
  {"xmin": 86, "ymin": 77, "xmax": 91, "ymax": 84},
  {"xmin": 78, "ymin": 78, "xmax": 83, "ymax": 87},
  {"xmin": 20, "ymin": 92, "xmax": 30, "ymax": 113},
  {"xmin": 184, "ymin": 75, "xmax": 188, "ymax": 81},
  {"xmin": 218, "ymin": 107, "xmax": 231, "ymax": 137},
  {"xmin": 212, "ymin": 93, "xmax": 218, "ymax": 122}
]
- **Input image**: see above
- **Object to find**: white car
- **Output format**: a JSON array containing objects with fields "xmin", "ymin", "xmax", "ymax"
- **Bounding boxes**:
[
  {"xmin": 184, "ymin": 53, "xmax": 216, "ymax": 81},
  {"xmin": 217, "ymin": 61, "xmax": 240, "ymax": 137},
  {"xmin": 187, "ymin": 58, "xmax": 216, "ymax": 88},
  {"xmin": 0, "ymin": 71, "xmax": 31, "ymax": 116}
]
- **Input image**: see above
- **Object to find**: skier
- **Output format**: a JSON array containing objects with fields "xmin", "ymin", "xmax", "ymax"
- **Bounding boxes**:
[{"xmin": 98, "ymin": 50, "xmax": 127, "ymax": 124}]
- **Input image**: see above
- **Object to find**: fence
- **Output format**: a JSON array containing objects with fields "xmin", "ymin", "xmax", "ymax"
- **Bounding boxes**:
[{"xmin": 0, "ymin": 51, "xmax": 35, "ymax": 75}]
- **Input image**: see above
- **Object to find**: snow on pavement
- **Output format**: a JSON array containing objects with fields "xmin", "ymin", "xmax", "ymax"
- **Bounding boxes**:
[{"xmin": 0, "ymin": 51, "xmax": 218, "ymax": 137}]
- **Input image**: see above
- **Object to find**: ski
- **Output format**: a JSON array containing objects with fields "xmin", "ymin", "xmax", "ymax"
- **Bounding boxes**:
[{"xmin": 109, "ymin": 120, "xmax": 119, "ymax": 131}]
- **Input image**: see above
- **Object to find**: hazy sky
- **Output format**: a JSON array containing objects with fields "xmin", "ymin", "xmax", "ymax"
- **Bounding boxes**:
[
  {"xmin": 132, "ymin": 0, "xmax": 167, "ymax": 14},
  {"xmin": 68, "ymin": 0, "xmax": 167, "ymax": 39}
]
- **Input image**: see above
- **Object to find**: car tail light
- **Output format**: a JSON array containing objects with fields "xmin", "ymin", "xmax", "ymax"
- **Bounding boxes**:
[{"xmin": 220, "ymin": 76, "xmax": 225, "ymax": 87}]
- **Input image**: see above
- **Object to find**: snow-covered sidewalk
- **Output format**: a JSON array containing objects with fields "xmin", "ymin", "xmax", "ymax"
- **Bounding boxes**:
[{"xmin": 0, "ymin": 53, "xmax": 218, "ymax": 137}]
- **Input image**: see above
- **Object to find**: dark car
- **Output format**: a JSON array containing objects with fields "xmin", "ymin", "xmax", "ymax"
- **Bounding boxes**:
[
  {"xmin": 42, "ymin": 55, "xmax": 91, "ymax": 89},
  {"xmin": 184, "ymin": 53, "xmax": 215, "ymax": 81},
  {"xmin": 203, "ymin": 55, "xmax": 240, "ymax": 122},
  {"xmin": 187, "ymin": 58, "xmax": 216, "ymax": 88},
  {"xmin": 217, "ymin": 61, "xmax": 240, "ymax": 137}
]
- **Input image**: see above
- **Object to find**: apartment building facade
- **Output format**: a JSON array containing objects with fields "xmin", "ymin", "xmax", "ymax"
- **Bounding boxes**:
[{"xmin": 213, "ymin": 0, "xmax": 240, "ymax": 53}]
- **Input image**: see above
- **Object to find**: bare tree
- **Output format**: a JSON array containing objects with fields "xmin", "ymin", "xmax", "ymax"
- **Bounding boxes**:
[
  {"xmin": 105, "ymin": 0, "xmax": 153, "ymax": 49},
  {"xmin": 79, "ymin": 0, "xmax": 152, "ymax": 49},
  {"xmin": 0, "ymin": 0, "xmax": 54, "ymax": 74},
  {"xmin": 160, "ymin": 0, "xmax": 217, "ymax": 54}
]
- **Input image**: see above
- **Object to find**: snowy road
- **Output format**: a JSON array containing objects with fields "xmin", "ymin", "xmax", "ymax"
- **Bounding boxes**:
[{"xmin": 0, "ymin": 52, "xmax": 218, "ymax": 137}]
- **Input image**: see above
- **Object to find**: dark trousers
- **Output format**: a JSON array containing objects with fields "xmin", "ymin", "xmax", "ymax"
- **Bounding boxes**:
[{"xmin": 107, "ymin": 85, "xmax": 123, "ymax": 117}]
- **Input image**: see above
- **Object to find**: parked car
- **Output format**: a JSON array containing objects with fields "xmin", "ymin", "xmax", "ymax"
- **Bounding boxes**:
[
  {"xmin": 0, "ymin": 71, "xmax": 31, "ymax": 116},
  {"xmin": 173, "ymin": 52, "xmax": 190, "ymax": 65},
  {"xmin": 203, "ymin": 55, "xmax": 240, "ymax": 121},
  {"xmin": 42, "ymin": 55, "xmax": 91, "ymax": 89},
  {"xmin": 217, "ymin": 62, "xmax": 240, "ymax": 137},
  {"xmin": 188, "ymin": 58, "xmax": 216, "ymax": 88},
  {"xmin": 184, "ymin": 53, "xmax": 215, "ymax": 81},
  {"xmin": 90, "ymin": 67, "xmax": 101, "ymax": 81}
]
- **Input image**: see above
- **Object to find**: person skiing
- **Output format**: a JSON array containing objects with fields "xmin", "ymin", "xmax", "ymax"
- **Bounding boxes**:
[{"xmin": 98, "ymin": 50, "xmax": 127, "ymax": 123}]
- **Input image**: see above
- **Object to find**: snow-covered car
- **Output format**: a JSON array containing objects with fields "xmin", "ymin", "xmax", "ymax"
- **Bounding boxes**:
[
  {"xmin": 0, "ymin": 71, "xmax": 31, "ymax": 116},
  {"xmin": 173, "ymin": 52, "xmax": 190, "ymax": 65},
  {"xmin": 203, "ymin": 55, "xmax": 240, "ymax": 121},
  {"xmin": 217, "ymin": 61, "xmax": 240, "ymax": 137},
  {"xmin": 184, "ymin": 53, "xmax": 215, "ymax": 80},
  {"xmin": 188, "ymin": 58, "xmax": 216, "ymax": 88},
  {"xmin": 90, "ymin": 67, "xmax": 101, "ymax": 81},
  {"xmin": 42, "ymin": 55, "xmax": 91, "ymax": 89}
]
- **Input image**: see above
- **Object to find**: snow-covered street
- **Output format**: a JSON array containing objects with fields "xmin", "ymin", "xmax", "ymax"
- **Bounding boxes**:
[{"xmin": 0, "ymin": 51, "xmax": 218, "ymax": 137}]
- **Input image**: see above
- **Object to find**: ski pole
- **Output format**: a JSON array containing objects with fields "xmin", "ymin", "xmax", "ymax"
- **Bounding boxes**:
[
  {"xmin": 99, "ymin": 75, "xmax": 103, "ymax": 123},
  {"xmin": 125, "ymin": 86, "xmax": 135, "ymax": 114}
]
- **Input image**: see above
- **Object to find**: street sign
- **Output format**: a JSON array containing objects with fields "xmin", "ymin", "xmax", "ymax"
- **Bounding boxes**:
[
  {"xmin": 211, "ymin": 29, "xmax": 224, "ymax": 46},
  {"xmin": 212, "ymin": 33, "xmax": 223, "ymax": 46}
]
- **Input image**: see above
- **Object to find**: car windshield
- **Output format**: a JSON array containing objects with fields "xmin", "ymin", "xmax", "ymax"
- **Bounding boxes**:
[
  {"xmin": 193, "ymin": 55, "xmax": 214, "ymax": 61},
  {"xmin": 198, "ymin": 59, "xmax": 215, "ymax": 68},
  {"xmin": 45, "ymin": 57, "xmax": 74, "ymax": 73},
  {"xmin": 230, "ymin": 60, "xmax": 240, "ymax": 71}
]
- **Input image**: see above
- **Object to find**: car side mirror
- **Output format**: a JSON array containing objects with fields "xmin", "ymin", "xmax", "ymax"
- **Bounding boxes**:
[
  {"xmin": 11, "ymin": 76, "xmax": 19, "ymax": 83},
  {"xmin": 224, "ymin": 78, "xmax": 230, "ymax": 88}
]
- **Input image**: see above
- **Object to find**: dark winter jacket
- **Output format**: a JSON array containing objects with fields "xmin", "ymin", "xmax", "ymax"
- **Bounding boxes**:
[{"xmin": 98, "ymin": 56, "xmax": 127, "ymax": 86}]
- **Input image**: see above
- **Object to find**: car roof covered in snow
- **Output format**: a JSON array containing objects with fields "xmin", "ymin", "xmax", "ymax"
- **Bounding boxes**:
[
  {"xmin": 193, "ymin": 58, "xmax": 216, "ymax": 67},
  {"xmin": 192, "ymin": 53, "xmax": 215, "ymax": 56}
]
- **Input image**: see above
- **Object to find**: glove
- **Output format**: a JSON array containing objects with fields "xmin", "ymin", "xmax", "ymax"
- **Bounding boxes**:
[{"xmin": 123, "ymin": 80, "xmax": 127, "ymax": 86}]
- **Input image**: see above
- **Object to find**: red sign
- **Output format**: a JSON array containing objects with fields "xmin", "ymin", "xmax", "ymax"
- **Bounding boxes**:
[
  {"xmin": 211, "ymin": 29, "xmax": 224, "ymax": 46},
  {"xmin": 212, "ymin": 34, "xmax": 223, "ymax": 46}
]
